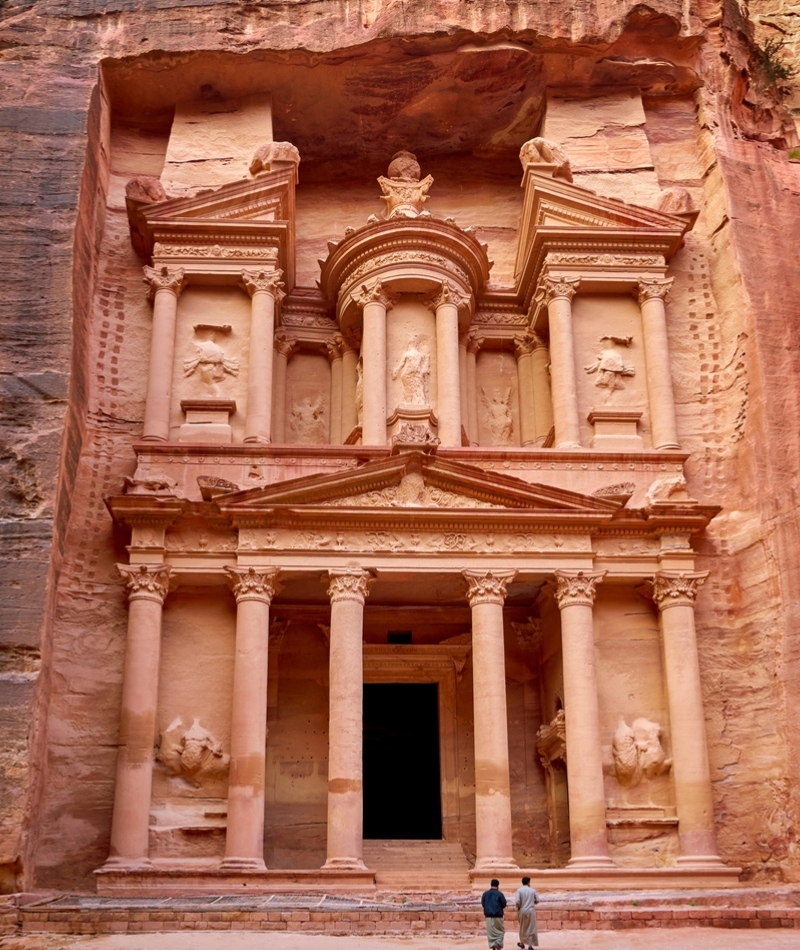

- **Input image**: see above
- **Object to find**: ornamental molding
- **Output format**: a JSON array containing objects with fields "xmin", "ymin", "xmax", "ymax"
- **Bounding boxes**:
[{"xmin": 153, "ymin": 241, "xmax": 280, "ymax": 260}]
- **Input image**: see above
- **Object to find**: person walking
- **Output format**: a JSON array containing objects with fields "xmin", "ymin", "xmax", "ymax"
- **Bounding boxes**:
[
  {"xmin": 514, "ymin": 875, "xmax": 540, "ymax": 950},
  {"xmin": 480, "ymin": 878, "xmax": 507, "ymax": 950}
]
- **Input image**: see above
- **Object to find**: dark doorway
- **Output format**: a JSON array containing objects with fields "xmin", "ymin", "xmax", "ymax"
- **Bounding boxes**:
[{"xmin": 363, "ymin": 683, "xmax": 442, "ymax": 839}]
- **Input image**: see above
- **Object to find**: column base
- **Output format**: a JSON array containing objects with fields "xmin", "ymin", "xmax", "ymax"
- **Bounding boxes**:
[
  {"xmin": 221, "ymin": 857, "xmax": 267, "ymax": 871},
  {"xmin": 243, "ymin": 435, "xmax": 271, "ymax": 445},
  {"xmin": 555, "ymin": 440, "xmax": 582, "ymax": 450},
  {"xmin": 566, "ymin": 855, "xmax": 616, "ymax": 870},
  {"xmin": 322, "ymin": 857, "xmax": 368, "ymax": 871},
  {"xmin": 472, "ymin": 858, "xmax": 519, "ymax": 872},
  {"xmin": 100, "ymin": 856, "xmax": 153, "ymax": 871},
  {"xmin": 675, "ymin": 854, "xmax": 727, "ymax": 868}
]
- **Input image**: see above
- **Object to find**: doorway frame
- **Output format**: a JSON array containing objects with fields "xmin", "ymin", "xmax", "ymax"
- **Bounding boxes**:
[{"xmin": 363, "ymin": 643, "xmax": 470, "ymax": 841}]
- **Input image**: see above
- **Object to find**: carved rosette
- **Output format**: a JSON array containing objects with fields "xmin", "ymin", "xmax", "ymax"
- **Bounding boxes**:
[
  {"xmin": 327, "ymin": 569, "xmax": 371, "ymax": 605},
  {"xmin": 240, "ymin": 268, "xmax": 285, "ymax": 302},
  {"xmin": 550, "ymin": 570, "xmax": 606, "ymax": 609},
  {"xmin": 539, "ymin": 275, "xmax": 581, "ymax": 304},
  {"xmin": 273, "ymin": 330, "xmax": 299, "ymax": 359},
  {"xmin": 143, "ymin": 265, "xmax": 186, "ymax": 301},
  {"xmin": 326, "ymin": 333, "xmax": 344, "ymax": 363},
  {"xmin": 650, "ymin": 572, "xmax": 708, "ymax": 610},
  {"xmin": 424, "ymin": 279, "xmax": 469, "ymax": 313},
  {"xmin": 463, "ymin": 569, "xmax": 517, "ymax": 607},
  {"xmin": 352, "ymin": 279, "xmax": 399, "ymax": 311},
  {"xmin": 637, "ymin": 277, "xmax": 674, "ymax": 305},
  {"xmin": 226, "ymin": 566, "xmax": 281, "ymax": 604},
  {"xmin": 118, "ymin": 563, "xmax": 171, "ymax": 604}
]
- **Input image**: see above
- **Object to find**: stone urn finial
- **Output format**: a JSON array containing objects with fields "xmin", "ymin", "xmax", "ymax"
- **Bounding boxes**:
[{"xmin": 378, "ymin": 149, "xmax": 434, "ymax": 218}]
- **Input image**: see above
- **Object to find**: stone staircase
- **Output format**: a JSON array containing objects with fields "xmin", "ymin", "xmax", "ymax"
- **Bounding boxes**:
[{"xmin": 362, "ymin": 839, "xmax": 472, "ymax": 891}]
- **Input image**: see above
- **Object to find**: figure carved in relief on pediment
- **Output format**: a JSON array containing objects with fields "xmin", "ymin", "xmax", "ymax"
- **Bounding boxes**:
[
  {"xmin": 290, "ymin": 393, "xmax": 327, "ymax": 443},
  {"xmin": 392, "ymin": 335, "xmax": 431, "ymax": 406},
  {"xmin": 156, "ymin": 716, "xmax": 230, "ymax": 789},
  {"xmin": 183, "ymin": 325, "xmax": 239, "ymax": 388},
  {"xmin": 480, "ymin": 386, "xmax": 514, "ymax": 444},
  {"xmin": 611, "ymin": 716, "xmax": 671, "ymax": 788},
  {"xmin": 584, "ymin": 335, "xmax": 635, "ymax": 401}
]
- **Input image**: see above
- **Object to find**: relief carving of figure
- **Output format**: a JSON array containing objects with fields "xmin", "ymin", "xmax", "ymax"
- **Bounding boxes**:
[
  {"xmin": 156, "ymin": 717, "xmax": 230, "ymax": 788},
  {"xmin": 584, "ymin": 335, "xmax": 635, "ymax": 400},
  {"xmin": 480, "ymin": 387, "xmax": 514, "ymax": 444},
  {"xmin": 290, "ymin": 393, "xmax": 327, "ymax": 442},
  {"xmin": 183, "ymin": 327, "xmax": 239, "ymax": 387},
  {"xmin": 611, "ymin": 716, "xmax": 671, "ymax": 788},
  {"xmin": 355, "ymin": 357, "xmax": 364, "ymax": 426},
  {"xmin": 392, "ymin": 336, "xmax": 431, "ymax": 405}
]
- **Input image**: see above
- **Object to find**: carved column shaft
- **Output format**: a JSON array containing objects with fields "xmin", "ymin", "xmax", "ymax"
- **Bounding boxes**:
[
  {"xmin": 459, "ymin": 333, "xmax": 469, "ymax": 443},
  {"xmin": 530, "ymin": 336, "xmax": 554, "ymax": 443},
  {"xmin": 324, "ymin": 570, "xmax": 370, "ymax": 869},
  {"xmin": 272, "ymin": 333, "xmax": 297, "ymax": 442},
  {"xmin": 553, "ymin": 570, "xmax": 614, "ymax": 868},
  {"xmin": 340, "ymin": 336, "xmax": 359, "ymax": 440},
  {"xmin": 514, "ymin": 334, "xmax": 537, "ymax": 447},
  {"xmin": 429, "ymin": 282, "xmax": 465, "ymax": 447},
  {"xmin": 464, "ymin": 570, "xmax": 517, "ymax": 869},
  {"xmin": 356, "ymin": 282, "xmax": 395, "ymax": 446},
  {"xmin": 638, "ymin": 280, "xmax": 680, "ymax": 449},
  {"xmin": 542, "ymin": 278, "xmax": 581, "ymax": 449},
  {"xmin": 653, "ymin": 572, "xmax": 722, "ymax": 865},
  {"xmin": 142, "ymin": 267, "xmax": 185, "ymax": 441},
  {"xmin": 223, "ymin": 568, "xmax": 280, "ymax": 870},
  {"xmin": 107, "ymin": 565, "xmax": 171, "ymax": 867},
  {"xmin": 327, "ymin": 335, "xmax": 344, "ymax": 444},
  {"xmin": 242, "ymin": 270, "xmax": 283, "ymax": 444},
  {"xmin": 466, "ymin": 333, "xmax": 483, "ymax": 446}
]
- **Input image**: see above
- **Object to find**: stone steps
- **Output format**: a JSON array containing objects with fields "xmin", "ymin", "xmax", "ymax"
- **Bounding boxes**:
[{"xmin": 362, "ymin": 839, "xmax": 471, "ymax": 890}]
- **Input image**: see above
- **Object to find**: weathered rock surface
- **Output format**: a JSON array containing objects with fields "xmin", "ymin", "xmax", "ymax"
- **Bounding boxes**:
[{"xmin": 1, "ymin": 0, "xmax": 800, "ymax": 892}]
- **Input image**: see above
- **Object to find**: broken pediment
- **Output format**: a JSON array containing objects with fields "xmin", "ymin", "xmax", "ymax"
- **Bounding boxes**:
[{"xmin": 126, "ymin": 164, "xmax": 298, "ymax": 286}]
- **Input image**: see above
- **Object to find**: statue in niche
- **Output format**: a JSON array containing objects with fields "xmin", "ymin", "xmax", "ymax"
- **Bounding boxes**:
[
  {"xmin": 183, "ymin": 325, "xmax": 239, "ymax": 388},
  {"xmin": 392, "ymin": 336, "xmax": 431, "ymax": 405},
  {"xmin": 290, "ymin": 392, "xmax": 326, "ymax": 442},
  {"xmin": 611, "ymin": 716, "xmax": 671, "ymax": 788},
  {"xmin": 156, "ymin": 717, "xmax": 230, "ymax": 788},
  {"xmin": 480, "ymin": 387, "xmax": 514, "ymax": 444},
  {"xmin": 584, "ymin": 335, "xmax": 635, "ymax": 400}
]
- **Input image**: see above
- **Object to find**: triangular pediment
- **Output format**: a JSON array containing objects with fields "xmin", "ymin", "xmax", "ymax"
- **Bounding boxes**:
[{"xmin": 214, "ymin": 451, "xmax": 621, "ymax": 516}]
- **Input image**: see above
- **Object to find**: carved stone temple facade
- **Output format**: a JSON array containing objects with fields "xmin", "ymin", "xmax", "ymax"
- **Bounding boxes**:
[{"xmin": 3, "ymin": 2, "xmax": 800, "ymax": 898}]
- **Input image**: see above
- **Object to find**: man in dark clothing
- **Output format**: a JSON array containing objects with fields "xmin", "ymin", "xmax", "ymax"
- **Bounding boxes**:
[{"xmin": 480, "ymin": 878, "xmax": 507, "ymax": 949}]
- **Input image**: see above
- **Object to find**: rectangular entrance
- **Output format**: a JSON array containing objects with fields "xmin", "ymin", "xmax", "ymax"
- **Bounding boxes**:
[{"xmin": 363, "ymin": 682, "xmax": 442, "ymax": 839}]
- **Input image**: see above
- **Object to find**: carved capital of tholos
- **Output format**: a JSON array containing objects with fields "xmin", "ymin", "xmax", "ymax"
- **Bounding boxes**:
[
  {"xmin": 424, "ymin": 279, "xmax": 469, "ymax": 313},
  {"xmin": 273, "ymin": 330, "xmax": 299, "ymax": 359},
  {"xmin": 240, "ymin": 268, "xmax": 285, "ymax": 301},
  {"xmin": 463, "ymin": 569, "xmax": 517, "ymax": 607},
  {"xmin": 326, "ymin": 333, "xmax": 344, "ymax": 362},
  {"xmin": 539, "ymin": 276, "xmax": 581, "ymax": 304},
  {"xmin": 467, "ymin": 329, "xmax": 485, "ymax": 356},
  {"xmin": 327, "ymin": 569, "xmax": 371, "ymax": 605},
  {"xmin": 118, "ymin": 563, "xmax": 171, "ymax": 604},
  {"xmin": 550, "ymin": 570, "xmax": 606, "ymax": 609},
  {"xmin": 637, "ymin": 277, "xmax": 674, "ymax": 305},
  {"xmin": 650, "ymin": 571, "xmax": 708, "ymax": 610},
  {"xmin": 514, "ymin": 330, "xmax": 546, "ymax": 358},
  {"xmin": 226, "ymin": 566, "xmax": 281, "ymax": 604},
  {"xmin": 341, "ymin": 328, "xmax": 361, "ymax": 353},
  {"xmin": 352, "ymin": 279, "xmax": 399, "ymax": 311},
  {"xmin": 143, "ymin": 265, "xmax": 186, "ymax": 301}
]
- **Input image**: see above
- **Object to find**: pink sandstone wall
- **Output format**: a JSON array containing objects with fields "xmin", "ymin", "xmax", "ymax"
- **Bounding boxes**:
[{"xmin": 1, "ymin": 0, "xmax": 799, "ymax": 890}]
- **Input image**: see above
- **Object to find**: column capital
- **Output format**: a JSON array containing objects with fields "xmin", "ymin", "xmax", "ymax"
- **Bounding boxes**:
[
  {"xmin": 352, "ymin": 279, "xmax": 399, "ymax": 311},
  {"xmin": 327, "ymin": 569, "xmax": 371, "ymax": 605},
  {"xmin": 118, "ymin": 563, "xmax": 171, "ymax": 604},
  {"xmin": 226, "ymin": 566, "xmax": 281, "ymax": 604},
  {"xmin": 240, "ymin": 267, "xmax": 285, "ymax": 302},
  {"xmin": 326, "ymin": 333, "xmax": 344, "ymax": 362},
  {"xmin": 143, "ymin": 265, "xmax": 186, "ymax": 301},
  {"xmin": 424, "ymin": 279, "xmax": 469, "ymax": 313},
  {"xmin": 637, "ymin": 277, "xmax": 674, "ymax": 304},
  {"xmin": 341, "ymin": 328, "xmax": 361, "ymax": 353},
  {"xmin": 550, "ymin": 570, "xmax": 606, "ymax": 609},
  {"xmin": 463, "ymin": 569, "xmax": 516, "ymax": 607},
  {"xmin": 273, "ymin": 329, "xmax": 299, "ymax": 359},
  {"xmin": 540, "ymin": 275, "xmax": 581, "ymax": 304},
  {"xmin": 466, "ymin": 329, "xmax": 485, "ymax": 355},
  {"xmin": 514, "ymin": 330, "xmax": 546, "ymax": 358},
  {"xmin": 650, "ymin": 571, "xmax": 708, "ymax": 609}
]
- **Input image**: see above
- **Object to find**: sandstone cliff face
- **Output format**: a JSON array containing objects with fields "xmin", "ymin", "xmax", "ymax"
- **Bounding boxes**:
[{"xmin": 1, "ymin": 0, "xmax": 799, "ymax": 890}]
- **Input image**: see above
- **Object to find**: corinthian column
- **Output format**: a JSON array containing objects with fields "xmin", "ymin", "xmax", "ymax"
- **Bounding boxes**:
[
  {"xmin": 142, "ymin": 266, "xmax": 186, "ymax": 441},
  {"xmin": 324, "ymin": 569, "xmax": 370, "ymax": 869},
  {"xmin": 466, "ymin": 331, "xmax": 484, "ymax": 446},
  {"xmin": 551, "ymin": 570, "xmax": 614, "ymax": 868},
  {"xmin": 352, "ymin": 281, "xmax": 398, "ymax": 445},
  {"xmin": 540, "ymin": 277, "xmax": 581, "ymax": 449},
  {"xmin": 241, "ymin": 269, "xmax": 284, "ymax": 444},
  {"xmin": 272, "ymin": 331, "xmax": 298, "ymax": 442},
  {"xmin": 222, "ymin": 567, "xmax": 280, "ymax": 870},
  {"xmin": 463, "ymin": 569, "xmax": 518, "ymax": 870},
  {"xmin": 340, "ymin": 331, "xmax": 360, "ymax": 441},
  {"xmin": 638, "ymin": 279, "xmax": 680, "ymax": 449},
  {"xmin": 651, "ymin": 572, "xmax": 723, "ymax": 865},
  {"xmin": 514, "ymin": 331, "xmax": 538, "ymax": 446},
  {"xmin": 529, "ymin": 332, "xmax": 554, "ymax": 443},
  {"xmin": 106, "ymin": 564, "xmax": 171, "ymax": 867},
  {"xmin": 327, "ymin": 334, "xmax": 344, "ymax": 444},
  {"xmin": 426, "ymin": 280, "xmax": 467, "ymax": 447}
]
